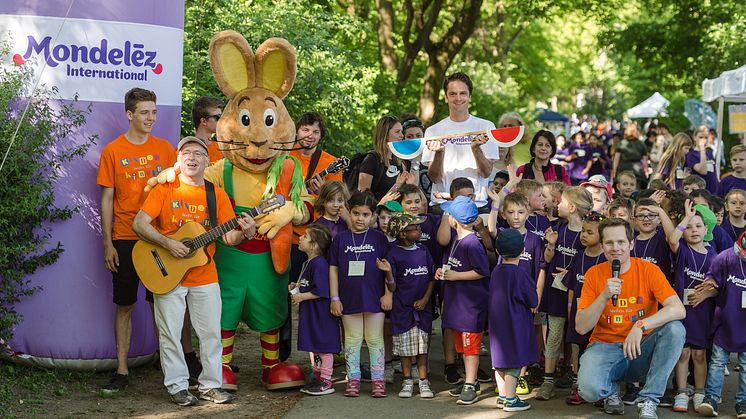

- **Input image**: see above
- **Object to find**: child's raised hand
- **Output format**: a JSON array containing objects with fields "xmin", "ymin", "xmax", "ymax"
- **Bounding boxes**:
[
  {"xmin": 330, "ymin": 300, "xmax": 343, "ymax": 317},
  {"xmin": 544, "ymin": 227, "xmax": 558, "ymax": 245},
  {"xmin": 506, "ymin": 164, "xmax": 523, "ymax": 187},
  {"xmin": 380, "ymin": 293, "xmax": 393, "ymax": 311},
  {"xmin": 650, "ymin": 190, "xmax": 666, "ymax": 204},
  {"xmin": 379, "ymin": 190, "xmax": 400, "ymax": 206},
  {"xmin": 376, "ymin": 258, "xmax": 391, "ymax": 272},
  {"xmin": 683, "ymin": 198, "xmax": 695, "ymax": 219},
  {"xmin": 487, "ymin": 184, "xmax": 500, "ymax": 203}
]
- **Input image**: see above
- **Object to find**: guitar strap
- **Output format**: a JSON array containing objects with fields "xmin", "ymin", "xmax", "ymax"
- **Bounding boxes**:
[
  {"xmin": 304, "ymin": 148, "xmax": 323, "ymax": 182},
  {"xmin": 204, "ymin": 180, "xmax": 218, "ymax": 230}
]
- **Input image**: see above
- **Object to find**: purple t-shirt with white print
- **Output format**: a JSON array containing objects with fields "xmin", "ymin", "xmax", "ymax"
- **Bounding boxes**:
[
  {"xmin": 526, "ymin": 214, "xmax": 551, "ymax": 239},
  {"xmin": 441, "ymin": 232, "xmax": 490, "ymax": 332},
  {"xmin": 563, "ymin": 250, "xmax": 606, "ymax": 346},
  {"xmin": 632, "ymin": 228, "xmax": 673, "ymax": 284},
  {"xmin": 706, "ymin": 249, "xmax": 746, "ymax": 352},
  {"xmin": 328, "ymin": 228, "xmax": 390, "ymax": 314},
  {"xmin": 673, "ymin": 240, "xmax": 716, "ymax": 348},
  {"xmin": 718, "ymin": 175, "xmax": 746, "ymax": 198},
  {"xmin": 297, "ymin": 256, "xmax": 342, "ymax": 353},
  {"xmin": 540, "ymin": 223, "xmax": 584, "ymax": 317},
  {"xmin": 386, "ymin": 244, "xmax": 434, "ymax": 334},
  {"xmin": 418, "ymin": 213, "xmax": 443, "ymax": 267},
  {"xmin": 721, "ymin": 217, "xmax": 746, "ymax": 243}
]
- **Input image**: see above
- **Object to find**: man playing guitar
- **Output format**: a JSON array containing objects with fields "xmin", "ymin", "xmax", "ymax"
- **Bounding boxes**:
[{"xmin": 132, "ymin": 136, "xmax": 256, "ymax": 406}]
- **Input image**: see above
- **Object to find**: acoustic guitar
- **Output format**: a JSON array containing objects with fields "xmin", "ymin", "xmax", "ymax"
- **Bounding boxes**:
[
  {"xmin": 304, "ymin": 156, "xmax": 349, "ymax": 188},
  {"xmin": 134, "ymin": 194, "xmax": 285, "ymax": 294}
]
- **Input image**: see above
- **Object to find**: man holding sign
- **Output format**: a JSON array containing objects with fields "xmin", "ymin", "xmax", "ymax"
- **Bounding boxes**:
[{"xmin": 421, "ymin": 72, "xmax": 500, "ymax": 214}]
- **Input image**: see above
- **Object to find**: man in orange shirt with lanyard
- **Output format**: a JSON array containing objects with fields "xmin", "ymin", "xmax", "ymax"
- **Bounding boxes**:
[
  {"xmin": 97, "ymin": 88, "xmax": 176, "ymax": 393},
  {"xmin": 576, "ymin": 218, "xmax": 686, "ymax": 419},
  {"xmin": 133, "ymin": 136, "xmax": 256, "ymax": 406},
  {"xmin": 280, "ymin": 112, "xmax": 343, "ymax": 361}
]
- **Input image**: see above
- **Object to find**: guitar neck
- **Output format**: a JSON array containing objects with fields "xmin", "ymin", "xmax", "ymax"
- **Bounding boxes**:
[
  {"xmin": 305, "ymin": 168, "xmax": 330, "ymax": 187},
  {"xmin": 189, "ymin": 207, "xmax": 259, "ymax": 249}
]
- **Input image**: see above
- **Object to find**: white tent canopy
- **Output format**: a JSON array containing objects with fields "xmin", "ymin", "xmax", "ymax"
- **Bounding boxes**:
[
  {"xmin": 626, "ymin": 92, "xmax": 670, "ymax": 118},
  {"xmin": 702, "ymin": 64, "xmax": 746, "ymax": 102}
]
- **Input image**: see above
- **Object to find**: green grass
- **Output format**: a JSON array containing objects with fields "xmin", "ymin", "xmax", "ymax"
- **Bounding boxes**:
[{"xmin": 0, "ymin": 360, "xmax": 95, "ymax": 418}]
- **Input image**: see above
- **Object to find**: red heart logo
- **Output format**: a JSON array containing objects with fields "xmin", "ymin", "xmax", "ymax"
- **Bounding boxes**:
[
  {"xmin": 152, "ymin": 63, "xmax": 163, "ymax": 75},
  {"xmin": 12, "ymin": 54, "xmax": 26, "ymax": 66}
]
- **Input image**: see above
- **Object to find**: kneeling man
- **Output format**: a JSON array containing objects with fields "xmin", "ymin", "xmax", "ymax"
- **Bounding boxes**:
[{"xmin": 576, "ymin": 218, "xmax": 685, "ymax": 419}]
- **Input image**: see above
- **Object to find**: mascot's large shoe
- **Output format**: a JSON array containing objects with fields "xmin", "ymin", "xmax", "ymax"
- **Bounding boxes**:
[
  {"xmin": 262, "ymin": 362, "xmax": 306, "ymax": 390},
  {"xmin": 222, "ymin": 364, "xmax": 238, "ymax": 392}
]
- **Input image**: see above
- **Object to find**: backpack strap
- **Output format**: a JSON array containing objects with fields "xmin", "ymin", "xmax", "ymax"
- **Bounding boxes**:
[{"xmin": 204, "ymin": 180, "xmax": 218, "ymax": 229}]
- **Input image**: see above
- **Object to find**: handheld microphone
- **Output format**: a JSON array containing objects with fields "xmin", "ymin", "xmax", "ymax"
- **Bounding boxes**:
[{"xmin": 611, "ymin": 259, "xmax": 620, "ymax": 306}]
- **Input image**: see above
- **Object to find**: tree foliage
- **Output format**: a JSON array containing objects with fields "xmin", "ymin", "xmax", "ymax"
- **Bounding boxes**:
[{"xmin": 0, "ymin": 42, "xmax": 96, "ymax": 344}]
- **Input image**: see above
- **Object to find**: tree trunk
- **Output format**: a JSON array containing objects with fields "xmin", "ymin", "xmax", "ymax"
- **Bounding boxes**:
[
  {"xmin": 418, "ymin": 57, "xmax": 446, "ymax": 124},
  {"xmin": 376, "ymin": 0, "xmax": 398, "ymax": 71}
]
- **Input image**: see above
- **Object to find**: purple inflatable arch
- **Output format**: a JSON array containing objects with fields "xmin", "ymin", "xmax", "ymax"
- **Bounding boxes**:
[{"xmin": 1, "ymin": 0, "xmax": 184, "ymax": 370}]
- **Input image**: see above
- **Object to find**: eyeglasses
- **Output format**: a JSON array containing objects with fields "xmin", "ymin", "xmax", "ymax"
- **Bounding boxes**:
[
  {"xmin": 206, "ymin": 114, "xmax": 222, "ymax": 121},
  {"xmin": 634, "ymin": 214, "xmax": 658, "ymax": 220},
  {"xmin": 180, "ymin": 150, "xmax": 207, "ymax": 158}
]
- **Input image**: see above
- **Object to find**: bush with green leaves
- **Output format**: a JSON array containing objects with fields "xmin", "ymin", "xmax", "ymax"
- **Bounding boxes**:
[{"xmin": 0, "ymin": 42, "xmax": 96, "ymax": 345}]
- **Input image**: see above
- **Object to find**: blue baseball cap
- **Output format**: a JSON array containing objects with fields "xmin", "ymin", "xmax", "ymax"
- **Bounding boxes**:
[{"xmin": 441, "ymin": 195, "xmax": 479, "ymax": 224}]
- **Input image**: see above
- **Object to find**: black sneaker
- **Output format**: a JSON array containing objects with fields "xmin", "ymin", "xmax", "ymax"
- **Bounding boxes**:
[
  {"xmin": 171, "ymin": 389, "xmax": 199, "ymax": 406},
  {"xmin": 477, "ymin": 367, "xmax": 493, "ymax": 383},
  {"xmin": 444, "ymin": 364, "xmax": 464, "ymax": 385},
  {"xmin": 101, "ymin": 373, "xmax": 128, "ymax": 394},
  {"xmin": 456, "ymin": 382, "xmax": 481, "ymax": 405},
  {"xmin": 185, "ymin": 351, "xmax": 203, "ymax": 388},
  {"xmin": 658, "ymin": 391, "xmax": 674, "ymax": 408},
  {"xmin": 697, "ymin": 395, "xmax": 718, "ymax": 417},
  {"xmin": 622, "ymin": 383, "xmax": 639, "ymax": 405},
  {"xmin": 555, "ymin": 370, "xmax": 573, "ymax": 389}
]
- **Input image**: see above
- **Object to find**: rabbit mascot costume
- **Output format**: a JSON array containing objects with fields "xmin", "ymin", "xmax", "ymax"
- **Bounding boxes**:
[{"xmin": 203, "ymin": 31, "xmax": 311, "ymax": 391}]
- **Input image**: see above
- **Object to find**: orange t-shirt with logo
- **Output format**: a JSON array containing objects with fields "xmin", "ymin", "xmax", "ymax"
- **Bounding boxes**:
[
  {"xmin": 207, "ymin": 141, "xmax": 224, "ymax": 164},
  {"xmin": 96, "ymin": 135, "xmax": 176, "ymax": 240},
  {"xmin": 289, "ymin": 149, "xmax": 343, "ymax": 244},
  {"xmin": 578, "ymin": 258, "xmax": 677, "ymax": 344},
  {"xmin": 141, "ymin": 179, "xmax": 235, "ymax": 287}
]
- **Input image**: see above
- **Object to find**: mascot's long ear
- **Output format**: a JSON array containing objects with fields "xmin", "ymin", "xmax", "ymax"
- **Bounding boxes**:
[
  {"xmin": 209, "ymin": 30, "xmax": 256, "ymax": 97},
  {"xmin": 254, "ymin": 38, "xmax": 296, "ymax": 99}
]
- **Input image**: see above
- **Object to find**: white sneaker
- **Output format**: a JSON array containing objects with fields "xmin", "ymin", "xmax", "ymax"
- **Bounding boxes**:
[
  {"xmin": 399, "ymin": 378, "xmax": 414, "ymax": 398},
  {"xmin": 692, "ymin": 393, "xmax": 705, "ymax": 410},
  {"xmin": 418, "ymin": 379, "xmax": 434, "ymax": 398},
  {"xmin": 673, "ymin": 392, "xmax": 689, "ymax": 412}
]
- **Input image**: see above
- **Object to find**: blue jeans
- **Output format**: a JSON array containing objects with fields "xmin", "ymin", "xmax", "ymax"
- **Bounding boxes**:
[
  {"xmin": 705, "ymin": 344, "xmax": 746, "ymax": 404},
  {"xmin": 578, "ymin": 321, "xmax": 685, "ymax": 405}
]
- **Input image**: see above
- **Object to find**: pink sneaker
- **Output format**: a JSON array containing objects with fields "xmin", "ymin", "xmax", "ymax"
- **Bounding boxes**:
[
  {"xmin": 371, "ymin": 380, "xmax": 387, "ymax": 398},
  {"xmin": 345, "ymin": 379, "xmax": 360, "ymax": 397}
]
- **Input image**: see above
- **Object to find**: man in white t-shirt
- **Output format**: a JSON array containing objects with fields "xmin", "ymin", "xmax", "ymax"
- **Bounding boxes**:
[{"xmin": 422, "ymin": 72, "xmax": 499, "ymax": 213}]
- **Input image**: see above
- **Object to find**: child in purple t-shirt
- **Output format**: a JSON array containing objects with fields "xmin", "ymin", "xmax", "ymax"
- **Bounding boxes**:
[
  {"xmin": 538, "ymin": 186, "xmax": 592, "ymax": 400},
  {"xmin": 631, "ymin": 198, "xmax": 675, "ymax": 283},
  {"xmin": 666, "ymin": 200, "xmax": 717, "ymax": 412},
  {"xmin": 329, "ymin": 191, "xmax": 391, "ymax": 398},
  {"xmin": 719, "ymin": 145, "xmax": 746, "ymax": 198},
  {"xmin": 377, "ymin": 212, "xmax": 435, "ymax": 399},
  {"xmin": 312, "ymin": 181, "xmax": 350, "ymax": 240},
  {"xmin": 561, "ymin": 211, "xmax": 606, "ymax": 405},
  {"xmin": 290, "ymin": 224, "xmax": 339, "ymax": 396},
  {"xmin": 435, "ymin": 195, "xmax": 490, "ymax": 405},
  {"xmin": 722, "ymin": 189, "xmax": 746, "ymax": 242},
  {"xmin": 696, "ymin": 230, "xmax": 746, "ymax": 417}
]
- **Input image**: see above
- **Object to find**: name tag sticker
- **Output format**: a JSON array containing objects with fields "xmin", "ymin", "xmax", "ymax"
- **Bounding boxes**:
[
  {"xmin": 349, "ymin": 261, "xmax": 365, "ymax": 276},
  {"xmin": 707, "ymin": 161, "xmax": 715, "ymax": 172},
  {"xmin": 676, "ymin": 168, "xmax": 686, "ymax": 179},
  {"xmin": 552, "ymin": 271, "xmax": 568, "ymax": 291},
  {"xmin": 683, "ymin": 288, "xmax": 694, "ymax": 306}
]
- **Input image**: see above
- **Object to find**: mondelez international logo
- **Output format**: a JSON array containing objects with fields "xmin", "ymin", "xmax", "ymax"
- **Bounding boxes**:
[{"xmin": 13, "ymin": 35, "xmax": 163, "ymax": 81}]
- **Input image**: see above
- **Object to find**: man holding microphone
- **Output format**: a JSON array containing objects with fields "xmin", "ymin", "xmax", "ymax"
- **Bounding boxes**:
[{"xmin": 575, "ymin": 218, "xmax": 686, "ymax": 419}]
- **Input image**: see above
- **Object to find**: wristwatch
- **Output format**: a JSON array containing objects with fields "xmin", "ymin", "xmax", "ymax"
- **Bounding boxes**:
[{"xmin": 634, "ymin": 320, "xmax": 646, "ymax": 332}]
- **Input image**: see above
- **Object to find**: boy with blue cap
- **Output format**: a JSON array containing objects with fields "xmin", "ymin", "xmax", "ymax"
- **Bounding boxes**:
[{"xmin": 435, "ymin": 195, "xmax": 490, "ymax": 405}]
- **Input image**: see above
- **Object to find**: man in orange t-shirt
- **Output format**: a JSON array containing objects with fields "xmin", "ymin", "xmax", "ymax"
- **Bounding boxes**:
[
  {"xmin": 575, "ymin": 218, "xmax": 685, "ymax": 417},
  {"xmin": 96, "ymin": 87, "xmax": 176, "ymax": 393},
  {"xmin": 191, "ymin": 96, "xmax": 225, "ymax": 164},
  {"xmin": 282, "ymin": 112, "xmax": 345, "ymax": 361},
  {"xmin": 133, "ymin": 136, "xmax": 255, "ymax": 406}
]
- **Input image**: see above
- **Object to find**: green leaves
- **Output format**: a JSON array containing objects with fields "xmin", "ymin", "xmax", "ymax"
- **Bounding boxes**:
[{"xmin": 0, "ymin": 41, "xmax": 95, "ymax": 344}]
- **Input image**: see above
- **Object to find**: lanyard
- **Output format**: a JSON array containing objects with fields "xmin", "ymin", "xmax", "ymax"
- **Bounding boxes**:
[
  {"xmin": 351, "ymin": 228, "xmax": 370, "ymax": 262},
  {"xmin": 561, "ymin": 227, "xmax": 580, "ymax": 269},
  {"xmin": 685, "ymin": 245, "xmax": 708, "ymax": 288}
]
